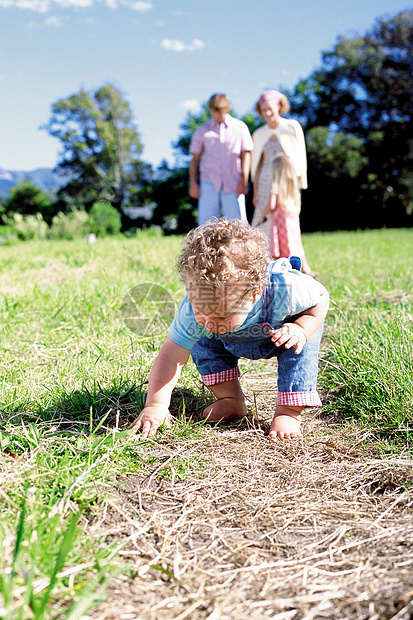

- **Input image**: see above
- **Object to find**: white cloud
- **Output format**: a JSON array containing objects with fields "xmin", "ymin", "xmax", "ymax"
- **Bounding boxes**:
[
  {"xmin": 54, "ymin": 0, "xmax": 93, "ymax": 7},
  {"xmin": 25, "ymin": 13, "xmax": 65, "ymax": 25},
  {"xmin": 0, "ymin": 0, "xmax": 152, "ymax": 9},
  {"xmin": 128, "ymin": 0, "xmax": 152, "ymax": 11},
  {"xmin": 11, "ymin": 0, "xmax": 93, "ymax": 8},
  {"xmin": 44, "ymin": 14, "xmax": 63, "ymax": 24},
  {"xmin": 190, "ymin": 39, "xmax": 204, "ymax": 50},
  {"xmin": 161, "ymin": 38, "xmax": 204, "ymax": 52},
  {"xmin": 181, "ymin": 99, "xmax": 201, "ymax": 113},
  {"xmin": 16, "ymin": 0, "xmax": 49, "ymax": 12},
  {"xmin": 161, "ymin": 39, "xmax": 185, "ymax": 52}
]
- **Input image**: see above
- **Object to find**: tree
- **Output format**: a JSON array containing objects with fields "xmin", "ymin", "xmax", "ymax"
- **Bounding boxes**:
[
  {"xmin": 4, "ymin": 181, "xmax": 52, "ymax": 222},
  {"xmin": 301, "ymin": 127, "xmax": 370, "ymax": 231},
  {"xmin": 153, "ymin": 104, "xmax": 210, "ymax": 231},
  {"xmin": 305, "ymin": 127, "xmax": 367, "ymax": 179},
  {"xmin": 151, "ymin": 162, "xmax": 196, "ymax": 234},
  {"xmin": 172, "ymin": 102, "xmax": 210, "ymax": 163},
  {"xmin": 240, "ymin": 111, "xmax": 264, "ymax": 137},
  {"xmin": 44, "ymin": 84, "xmax": 148, "ymax": 212},
  {"xmin": 290, "ymin": 10, "xmax": 413, "ymax": 220}
]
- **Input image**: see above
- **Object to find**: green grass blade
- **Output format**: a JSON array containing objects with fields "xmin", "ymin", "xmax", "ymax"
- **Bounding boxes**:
[{"xmin": 37, "ymin": 513, "xmax": 81, "ymax": 617}]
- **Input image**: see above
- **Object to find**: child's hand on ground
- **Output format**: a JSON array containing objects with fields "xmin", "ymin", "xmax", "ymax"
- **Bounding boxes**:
[
  {"xmin": 130, "ymin": 405, "xmax": 171, "ymax": 439},
  {"xmin": 269, "ymin": 323, "xmax": 307, "ymax": 355}
]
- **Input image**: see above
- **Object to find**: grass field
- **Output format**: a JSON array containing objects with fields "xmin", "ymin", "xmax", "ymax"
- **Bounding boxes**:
[{"xmin": 0, "ymin": 227, "xmax": 412, "ymax": 618}]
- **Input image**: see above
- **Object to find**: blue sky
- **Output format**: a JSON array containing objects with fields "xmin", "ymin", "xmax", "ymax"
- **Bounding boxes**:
[{"xmin": 0, "ymin": 0, "xmax": 410, "ymax": 172}]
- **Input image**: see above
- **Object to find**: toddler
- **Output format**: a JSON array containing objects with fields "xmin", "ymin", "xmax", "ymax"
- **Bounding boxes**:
[{"xmin": 132, "ymin": 218, "xmax": 329, "ymax": 441}]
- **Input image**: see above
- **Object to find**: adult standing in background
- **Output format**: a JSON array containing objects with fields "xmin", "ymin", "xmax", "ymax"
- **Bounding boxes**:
[
  {"xmin": 251, "ymin": 90, "xmax": 314, "ymax": 276},
  {"xmin": 189, "ymin": 93, "xmax": 253, "ymax": 225}
]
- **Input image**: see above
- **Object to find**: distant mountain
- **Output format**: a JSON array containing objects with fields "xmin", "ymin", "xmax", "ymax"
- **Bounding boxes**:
[{"xmin": 0, "ymin": 167, "xmax": 69, "ymax": 199}]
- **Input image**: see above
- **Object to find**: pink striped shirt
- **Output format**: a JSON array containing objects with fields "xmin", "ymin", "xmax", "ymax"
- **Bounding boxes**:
[{"xmin": 190, "ymin": 115, "xmax": 253, "ymax": 193}]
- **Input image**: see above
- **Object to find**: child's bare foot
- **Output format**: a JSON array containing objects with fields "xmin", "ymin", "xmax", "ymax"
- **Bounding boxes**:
[
  {"xmin": 269, "ymin": 405, "xmax": 303, "ymax": 441},
  {"xmin": 201, "ymin": 397, "xmax": 247, "ymax": 423}
]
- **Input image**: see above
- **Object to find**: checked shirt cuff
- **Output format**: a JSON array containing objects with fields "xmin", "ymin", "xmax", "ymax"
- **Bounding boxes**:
[
  {"xmin": 277, "ymin": 391, "xmax": 322, "ymax": 407},
  {"xmin": 201, "ymin": 367, "xmax": 241, "ymax": 386}
]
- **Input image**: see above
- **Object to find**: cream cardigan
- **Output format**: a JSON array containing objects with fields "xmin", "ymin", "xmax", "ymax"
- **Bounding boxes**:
[{"xmin": 251, "ymin": 118, "xmax": 308, "ymax": 189}]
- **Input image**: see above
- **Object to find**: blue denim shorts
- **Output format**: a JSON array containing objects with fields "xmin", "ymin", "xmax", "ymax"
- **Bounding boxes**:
[
  {"xmin": 190, "ymin": 256, "xmax": 323, "ymax": 408},
  {"xmin": 198, "ymin": 180, "xmax": 247, "ymax": 225},
  {"xmin": 191, "ymin": 326, "xmax": 323, "ymax": 407}
]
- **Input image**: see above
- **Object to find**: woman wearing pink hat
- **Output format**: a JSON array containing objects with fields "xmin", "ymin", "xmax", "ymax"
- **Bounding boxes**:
[{"xmin": 251, "ymin": 90, "xmax": 314, "ymax": 276}]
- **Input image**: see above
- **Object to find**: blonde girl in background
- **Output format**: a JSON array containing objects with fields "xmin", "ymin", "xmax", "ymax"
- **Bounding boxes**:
[{"xmin": 259, "ymin": 154, "xmax": 313, "ymax": 275}]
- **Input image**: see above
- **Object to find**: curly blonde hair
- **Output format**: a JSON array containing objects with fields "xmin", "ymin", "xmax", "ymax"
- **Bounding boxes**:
[{"xmin": 177, "ymin": 218, "xmax": 271, "ymax": 300}]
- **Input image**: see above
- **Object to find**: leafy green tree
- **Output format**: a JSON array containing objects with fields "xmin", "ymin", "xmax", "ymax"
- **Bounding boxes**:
[
  {"xmin": 290, "ymin": 10, "xmax": 413, "ymax": 219},
  {"xmin": 44, "ymin": 84, "xmax": 148, "ymax": 212},
  {"xmin": 305, "ymin": 127, "xmax": 367, "ymax": 179},
  {"xmin": 151, "ymin": 162, "xmax": 196, "ymax": 234},
  {"xmin": 152, "ymin": 104, "xmax": 209, "ymax": 231},
  {"xmin": 240, "ymin": 111, "xmax": 264, "ymax": 137},
  {"xmin": 172, "ymin": 102, "xmax": 210, "ymax": 163},
  {"xmin": 301, "ymin": 127, "xmax": 370, "ymax": 231},
  {"xmin": 293, "ymin": 10, "xmax": 413, "ymax": 135},
  {"xmin": 4, "ymin": 181, "xmax": 52, "ymax": 222}
]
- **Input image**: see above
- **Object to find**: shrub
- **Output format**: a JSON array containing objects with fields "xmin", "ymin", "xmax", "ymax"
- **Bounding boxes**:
[
  {"xmin": 88, "ymin": 201, "xmax": 121, "ymax": 237},
  {"xmin": 0, "ymin": 224, "xmax": 18, "ymax": 245},
  {"xmin": 11, "ymin": 213, "xmax": 48, "ymax": 241},
  {"xmin": 49, "ymin": 209, "xmax": 89, "ymax": 240},
  {"xmin": 4, "ymin": 181, "xmax": 52, "ymax": 219}
]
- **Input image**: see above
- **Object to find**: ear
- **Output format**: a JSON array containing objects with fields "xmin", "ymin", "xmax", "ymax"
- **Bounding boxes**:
[{"xmin": 252, "ymin": 289, "xmax": 263, "ymax": 303}]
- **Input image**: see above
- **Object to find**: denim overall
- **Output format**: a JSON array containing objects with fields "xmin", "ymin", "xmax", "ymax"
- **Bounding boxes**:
[{"xmin": 191, "ymin": 258, "xmax": 323, "ymax": 400}]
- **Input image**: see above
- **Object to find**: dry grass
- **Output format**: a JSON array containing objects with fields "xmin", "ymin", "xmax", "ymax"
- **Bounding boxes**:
[{"xmin": 86, "ymin": 360, "xmax": 413, "ymax": 620}]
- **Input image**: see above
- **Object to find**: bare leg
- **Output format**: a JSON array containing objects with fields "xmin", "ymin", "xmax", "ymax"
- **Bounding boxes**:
[
  {"xmin": 201, "ymin": 379, "xmax": 248, "ymax": 422},
  {"xmin": 301, "ymin": 252, "xmax": 316, "ymax": 277},
  {"xmin": 269, "ymin": 405, "xmax": 303, "ymax": 441}
]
